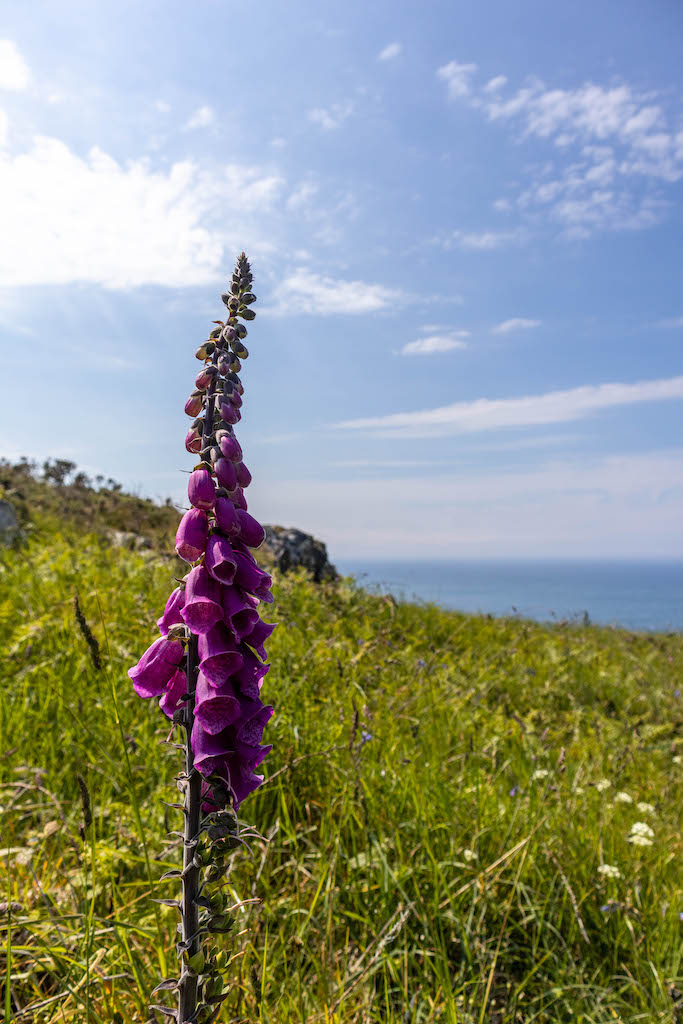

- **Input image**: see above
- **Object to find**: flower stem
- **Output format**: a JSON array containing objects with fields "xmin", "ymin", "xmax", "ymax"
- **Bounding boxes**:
[{"xmin": 179, "ymin": 352, "xmax": 219, "ymax": 1024}]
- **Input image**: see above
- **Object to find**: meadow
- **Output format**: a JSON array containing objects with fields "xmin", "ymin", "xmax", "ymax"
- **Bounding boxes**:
[{"xmin": 1, "ymin": 471, "xmax": 681, "ymax": 1023}]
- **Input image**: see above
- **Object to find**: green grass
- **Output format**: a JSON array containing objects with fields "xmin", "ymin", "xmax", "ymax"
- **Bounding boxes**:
[{"xmin": 0, "ymin": 514, "xmax": 681, "ymax": 1023}]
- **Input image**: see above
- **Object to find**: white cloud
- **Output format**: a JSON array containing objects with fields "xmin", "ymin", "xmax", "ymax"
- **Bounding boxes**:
[
  {"xmin": 286, "ymin": 179, "xmax": 319, "ymax": 211},
  {"xmin": 437, "ymin": 60, "xmax": 683, "ymax": 236},
  {"xmin": 268, "ymin": 269, "xmax": 402, "ymax": 315},
  {"xmin": 436, "ymin": 59, "xmax": 478, "ymax": 100},
  {"xmin": 484, "ymin": 75, "xmax": 507, "ymax": 93},
  {"xmin": 308, "ymin": 101, "xmax": 353, "ymax": 131},
  {"xmin": 492, "ymin": 318, "xmax": 541, "ymax": 334},
  {"xmin": 0, "ymin": 40, "xmax": 30, "ymax": 91},
  {"xmin": 0, "ymin": 109, "xmax": 7, "ymax": 147},
  {"xmin": 185, "ymin": 105, "xmax": 215, "ymax": 129},
  {"xmin": 378, "ymin": 42, "xmax": 402, "ymax": 61},
  {"xmin": 400, "ymin": 333, "xmax": 468, "ymax": 356},
  {"xmin": 0, "ymin": 135, "xmax": 285, "ymax": 288},
  {"xmin": 444, "ymin": 229, "xmax": 520, "ymax": 250},
  {"xmin": 656, "ymin": 316, "xmax": 683, "ymax": 329},
  {"xmin": 271, "ymin": 136, "xmax": 287, "ymax": 148},
  {"xmin": 334, "ymin": 375, "xmax": 683, "ymax": 436},
  {"xmin": 155, "ymin": 100, "xmax": 171, "ymax": 114}
]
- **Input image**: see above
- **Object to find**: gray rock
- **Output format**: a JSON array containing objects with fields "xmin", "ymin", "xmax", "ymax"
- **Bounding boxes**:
[
  {"xmin": 263, "ymin": 525, "xmax": 337, "ymax": 583},
  {"xmin": 0, "ymin": 500, "xmax": 19, "ymax": 545}
]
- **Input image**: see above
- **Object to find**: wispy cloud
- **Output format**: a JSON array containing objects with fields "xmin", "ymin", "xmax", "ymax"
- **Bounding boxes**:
[
  {"xmin": 0, "ymin": 40, "xmax": 30, "ymax": 91},
  {"xmin": 185, "ymin": 105, "xmax": 215, "ymax": 129},
  {"xmin": 656, "ymin": 316, "xmax": 683, "ymax": 329},
  {"xmin": 334, "ymin": 375, "xmax": 683, "ymax": 436},
  {"xmin": 492, "ymin": 318, "xmax": 541, "ymax": 334},
  {"xmin": 267, "ymin": 269, "xmax": 402, "ymax": 315},
  {"xmin": 400, "ymin": 333, "xmax": 468, "ymax": 356},
  {"xmin": 378, "ymin": 42, "xmax": 402, "ymax": 61},
  {"xmin": 437, "ymin": 59, "xmax": 683, "ymax": 236},
  {"xmin": 308, "ymin": 101, "xmax": 354, "ymax": 131},
  {"xmin": 442, "ymin": 229, "xmax": 522, "ymax": 250}
]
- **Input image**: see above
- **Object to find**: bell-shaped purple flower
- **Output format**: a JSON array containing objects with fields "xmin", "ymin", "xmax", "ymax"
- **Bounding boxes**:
[
  {"xmin": 195, "ymin": 366, "xmax": 217, "ymax": 390},
  {"xmin": 234, "ymin": 645, "xmax": 270, "ymax": 699},
  {"xmin": 235, "ymin": 462, "xmax": 252, "ymax": 488},
  {"xmin": 128, "ymin": 636, "xmax": 184, "ymax": 698},
  {"xmin": 236, "ymin": 509, "xmax": 265, "ymax": 548},
  {"xmin": 228, "ymin": 486, "xmax": 248, "ymax": 511},
  {"xmin": 218, "ymin": 432, "xmax": 243, "ymax": 463},
  {"xmin": 198, "ymin": 623, "xmax": 244, "ymax": 686},
  {"xmin": 214, "ymin": 495, "xmax": 239, "ymax": 535},
  {"xmin": 157, "ymin": 587, "xmax": 186, "ymax": 635},
  {"xmin": 228, "ymin": 390, "xmax": 243, "ymax": 409},
  {"xmin": 185, "ymin": 423, "xmax": 203, "ymax": 454},
  {"xmin": 233, "ymin": 549, "xmax": 273, "ymax": 602},
  {"xmin": 205, "ymin": 532, "xmax": 237, "ymax": 585},
  {"xmin": 175, "ymin": 508, "xmax": 209, "ymax": 562},
  {"xmin": 223, "ymin": 586, "xmax": 260, "ymax": 641},
  {"xmin": 215, "ymin": 457, "xmax": 237, "ymax": 491},
  {"xmin": 194, "ymin": 671, "xmax": 240, "ymax": 735},
  {"xmin": 159, "ymin": 668, "xmax": 187, "ymax": 720},
  {"xmin": 188, "ymin": 467, "xmax": 216, "ymax": 511},
  {"xmin": 219, "ymin": 400, "xmax": 239, "ymax": 425},
  {"xmin": 243, "ymin": 617, "xmax": 276, "ymax": 660},
  {"xmin": 180, "ymin": 565, "xmax": 223, "ymax": 634}
]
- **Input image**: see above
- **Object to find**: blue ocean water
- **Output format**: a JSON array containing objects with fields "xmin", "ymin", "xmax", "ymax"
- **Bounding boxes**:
[{"xmin": 335, "ymin": 559, "xmax": 683, "ymax": 632}]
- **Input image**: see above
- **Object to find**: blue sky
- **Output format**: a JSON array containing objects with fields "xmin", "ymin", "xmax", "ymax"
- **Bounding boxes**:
[{"xmin": 1, "ymin": 0, "xmax": 682, "ymax": 559}]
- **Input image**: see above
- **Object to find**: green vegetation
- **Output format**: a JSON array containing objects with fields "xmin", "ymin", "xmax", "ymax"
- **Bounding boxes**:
[{"xmin": 0, "ymin": 485, "xmax": 681, "ymax": 1023}]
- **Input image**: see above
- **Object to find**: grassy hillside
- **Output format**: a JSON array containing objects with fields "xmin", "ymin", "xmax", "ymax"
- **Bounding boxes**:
[{"xmin": 0, "ymin": 498, "xmax": 681, "ymax": 1023}]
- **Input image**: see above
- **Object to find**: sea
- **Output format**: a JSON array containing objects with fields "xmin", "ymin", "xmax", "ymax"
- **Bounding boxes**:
[{"xmin": 334, "ymin": 559, "xmax": 683, "ymax": 633}]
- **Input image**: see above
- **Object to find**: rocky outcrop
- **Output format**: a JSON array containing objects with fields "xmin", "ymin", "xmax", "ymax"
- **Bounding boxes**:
[{"xmin": 262, "ymin": 526, "xmax": 337, "ymax": 583}]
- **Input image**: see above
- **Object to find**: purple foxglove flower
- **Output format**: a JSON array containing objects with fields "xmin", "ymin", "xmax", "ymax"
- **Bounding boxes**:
[
  {"xmin": 159, "ymin": 667, "xmax": 187, "ymax": 720},
  {"xmin": 195, "ymin": 366, "xmax": 217, "ymax": 390},
  {"xmin": 128, "ymin": 636, "xmax": 184, "ymax": 698},
  {"xmin": 223, "ymin": 586, "xmax": 260, "ymax": 641},
  {"xmin": 193, "ymin": 670, "xmax": 241, "ymax": 734},
  {"xmin": 219, "ymin": 400, "xmax": 239, "ymax": 425},
  {"xmin": 184, "ymin": 391, "xmax": 204, "ymax": 418},
  {"xmin": 157, "ymin": 586, "xmax": 186, "ymax": 635},
  {"xmin": 223, "ymin": 752, "xmax": 269, "ymax": 810},
  {"xmin": 180, "ymin": 565, "xmax": 223, "ymax": 634},
  {"xmin": 175, "ymin": 508, "xmax": 209, "ymax": 562},
  {"xmin": 243, "ymin": 617, "xmax": 276, "ymax": 660},
  {"xmin": 228, "ymin": 485, "xmax": 248, "ymax": 511},
  {"xmin": 236, "ymin": 509, "xmax": 265, "ymax": 548},
  {"xmin": 217, "ymin": 431, "xmax": 243, "ymax": 463},
  {"xmin": 198, "ymin": 622, "xmax": 244, "ymax": 686},
  {"xmin": 214, "ymin": 495, "xmax": 239, "ymax": 535},
  {"xmin": 184, "ymin": 423, "xmax": 203, "ymax": 454},
  {"xmin": 188, "ymin": 467, "xmax": 216, "ymax": 511},
  {"xmin": 232, "ymin": 700, "xmax": 274, "ymax": 758},
  {"xmin": 215, "ymin": 457, "xmax": 237, "ymax": 491},
  {"xmin": 205, "ymin": 532, "xmax": 237, "ymax": 585},
  {"xmin": 234, "ymin": 645, "xmax": 270, "ymax": 699},
  {"xmin": 235, "ymin": 462, "xmax": 252, "ymax": 488},
  {"xmin": 233, "ymin": 549, "xmax": 273, "ymax": 602}
]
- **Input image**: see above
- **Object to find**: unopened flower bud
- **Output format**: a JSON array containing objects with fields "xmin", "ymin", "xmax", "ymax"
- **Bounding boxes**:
[
  {"xmin": 227, "ymin": 372, "xmax": 244, "ymax": 395},
  {"xmin": 227, "ymin": 296, "xmax": 239, "ymax": 311},
  {"xmin": 218, "ymin": 400, "xmax": 239, "ymax": 425},
  {"xmin": 209, "ymin": 327, "xmax": 222, "ymax": 340},
  {"xmin": 185, "ymin": 424, "xmax": 203, "ymax": 454},
  {"xmin": 241, "ymin": 293, "xmax": 256, "ymax": 305},
  {"xmin": 215, "ymin": 457, "xmax": 237, "ymax": 491},
  {"xmin": 216, "ymin": 353, "xmax": 230, "ymax": 376},
  {"xmin": 238, "ymin": 308, "xmax": 256, "ymax": 321},
  {"xmin": 220, "ymin": 292, "xmax": 232, "ymax": 307},
  {"xmin": 195, "ymin": 341, "xmax": 216, "ymax": 360},
  {"xmin": 195, "ymin": 365, "xmax": 218, "ymax": 390},
  {"xmin": 222, "ymin": 325, "xmax": 236, "ymax": 344},
  {"xmin": 230, "ymin": 340, "xmax": 248, "ymax": 360},
  {"xmin": 185, "ymin": 391, "xmax": 204, "ymax": 417},
  {"xmin": 235, "ymin": 461, "xmax": 251, "ymax": 488},
  {"xmin": 235, "ymin": 323, "xmax": 248, "ymax": 339},
  {"xmin": 188, "ymin": 467, "xmax": 216, "ymax": 510}
]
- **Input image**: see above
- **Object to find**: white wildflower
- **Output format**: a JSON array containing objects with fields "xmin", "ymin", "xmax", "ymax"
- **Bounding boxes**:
[
  {"xmin": 615, "ymin": 791, "xmax": 632, "ymax": 804},
  {"xmin": 595, "ymin": 779, "xmax": 611, "ymax": 792},
  {"xmin": 628, "ymin": 834, "xmax": 653, "ymax": 847},
  {"xmin": 574, "ymin": 786, "xmax": 585, "ymax": 795},
  {"xmin": 630, "ymin": 821, "xmax": 654, "ymax": 839},
  {"xmin": 673, "ymin": 755, "xmax": 681, "ymax": 765},
  {"xmin": 462, "ymin": 848, "xmax": 477, "ymax": 862},
  {"xmin": 531, "ymin": 769, "xmax": 549, "ymax": 781},
  {"xmin": 636, "ymin": 802, "xmax": 655, "ymax": 815},
  {"xmin": 597, "ymin": 863, "xmax": 621, "ymax": 879}
]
